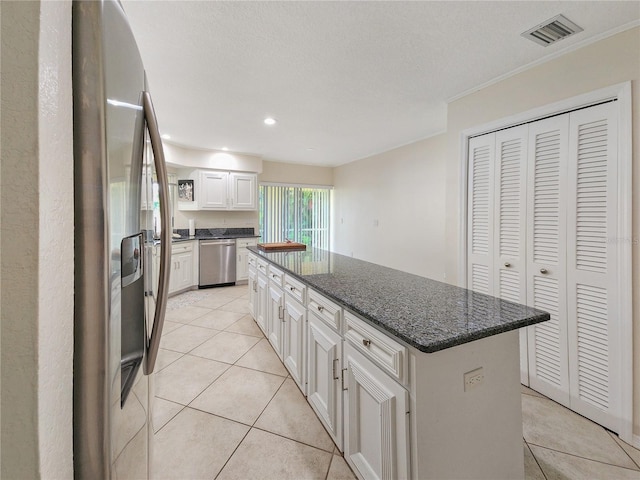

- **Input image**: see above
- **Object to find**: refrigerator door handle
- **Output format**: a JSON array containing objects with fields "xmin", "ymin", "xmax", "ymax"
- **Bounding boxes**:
[{"xmin": 142, "ymin": 91, "xmax": 171, "ymax": 374}]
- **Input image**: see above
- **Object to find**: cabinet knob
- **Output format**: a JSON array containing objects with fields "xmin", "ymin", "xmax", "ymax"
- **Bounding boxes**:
[
  {"xmin": 504, "ymin": 262, "xmax": 511, "ymax": 268},
  {"xmin": 290, "ymin": 286, "xmax": 296, "ymax": 292},
  {"xmin": 362, "ymin": 339, "xmax": 371, "ymax": 347},
  {"xmin": 540, "ymin": 268, "xmax": 548, "ymax": 274},
  {"xmin": 317, "ymin": 305, "xmax": 324, "ymax": 312}
]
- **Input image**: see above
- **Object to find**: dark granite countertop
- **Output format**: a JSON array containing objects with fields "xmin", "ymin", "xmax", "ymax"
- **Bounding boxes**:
[
  {"xmin": 172, "ymin": 227, "xmax": 260, "ymax": 243},
  {"xmin": 248, "ymin": 247, "xmax": 550, "ymax": 353}
]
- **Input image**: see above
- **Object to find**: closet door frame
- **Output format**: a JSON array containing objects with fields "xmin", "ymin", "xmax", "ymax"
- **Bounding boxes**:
[{"xmin": 458, "ymin": 81, "xmax": 633, "ymax": 446}]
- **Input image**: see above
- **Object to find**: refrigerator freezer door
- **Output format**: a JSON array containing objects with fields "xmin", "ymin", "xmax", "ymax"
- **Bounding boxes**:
[{"xmin": 73, "ymin": 1, "xmax": 170, "ymax": 478}]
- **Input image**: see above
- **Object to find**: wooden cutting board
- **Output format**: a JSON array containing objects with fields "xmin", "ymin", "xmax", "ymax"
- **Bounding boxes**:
[{"xmin": 257, "ymin": 242, "xmax": 306, "ymax": 252}]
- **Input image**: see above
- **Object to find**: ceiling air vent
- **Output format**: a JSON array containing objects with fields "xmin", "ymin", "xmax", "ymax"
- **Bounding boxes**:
[{"xmin": 522, "ymin": 14, "xmax": 583, "ymax": 47}]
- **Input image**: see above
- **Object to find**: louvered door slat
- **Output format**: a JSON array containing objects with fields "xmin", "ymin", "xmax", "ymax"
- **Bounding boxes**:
[
  {"xmin": 526, "ymin": 115, "xmax": 570, "ymax": 406},
  {"xmin": 492, "ymin": 126, "xmax": 529, "ymax": 384},
  {"xmin": 566, "ymin": 102, "xmax": 619, "ymax": 431},
  {"xmin": 468, "ymin": 134, "xmax": 495, "ymax": 295}
]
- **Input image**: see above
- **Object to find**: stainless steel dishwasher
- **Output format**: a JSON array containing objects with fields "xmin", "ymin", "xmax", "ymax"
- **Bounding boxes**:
[{"xmin": 199, "ymin": 239, "xmax": 236, "ymax": 287}]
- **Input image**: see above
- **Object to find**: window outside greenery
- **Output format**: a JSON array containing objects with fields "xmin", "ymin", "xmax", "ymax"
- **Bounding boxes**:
[{"xmin": 259, "ymin": 184, "xmax": 331, "ymax": 250}]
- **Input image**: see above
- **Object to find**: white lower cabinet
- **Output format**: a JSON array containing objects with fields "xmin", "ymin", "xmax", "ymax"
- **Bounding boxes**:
[
  {"xmin": 283, "ymin": 292, "xmax": 306, "ymax": 393},
  {"xmin": 248, "ymin": 265, "xmax": 257, "ymax": 319},
  {"xmin": 236, "ymin": 238, "xmax": 258, "ymax": 282},
  {"xmin": 267, "ymin": 282, "xmax": 284, "ymax": 359},
  {"xmin": 247, "ymin": 261, "xmax": 529, "ymax": 480},
  {"xmin": 307, "ymin": 312, "xmax": 343, "ymax": 451},
  {"xmin": 169, "ymin": 242, "xmax": 194, "ymax": 294},
  {"xmin": 256, "ymin": 273, "xmax": 268, "ymax": 334},
  {"xmin": 343, "ymin": 343, "xmax": 410, "ymax": 480}
]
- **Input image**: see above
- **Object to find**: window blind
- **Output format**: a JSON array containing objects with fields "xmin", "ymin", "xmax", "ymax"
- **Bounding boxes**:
[{"xmin": 259, "ymin": 184, "xmax": 331, "ymax": 250}]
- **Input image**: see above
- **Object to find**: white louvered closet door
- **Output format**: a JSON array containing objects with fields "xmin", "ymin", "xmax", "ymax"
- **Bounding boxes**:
[
  {"xmin": 467, "ymin": 134, "xmax": 495, "ymax": 295},
  {"xmin": 525, "ymin": 115, "xmax": 571, "ymax": 407},
  {"xmin": 566, "ymin": 103, "xmax": 619, "ymax": 431},
  {"xmin": 493, "ymin": 125, "xmax": 529, "ymax": 384}
]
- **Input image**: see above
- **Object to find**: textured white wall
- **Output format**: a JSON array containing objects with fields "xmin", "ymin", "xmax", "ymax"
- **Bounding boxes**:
[
  {"xmin": 1, "ymin": 2, "xmax": 42, "ymax": 477},
  {"xmin": 332, "ymin": 134, "xmax": 447, "ymax": 281},
  {"xmin": 37, "ymin": 1, "xmax": 74, "ymax": 477},
  {"xmin": 260, "ymin": 160, "xmax": 334, "ymax": 186},
  {"xmin": 164, "ymin": 141, "xmax": 263, "ymax": 172},
  {"xmin": 0, "ymin": 1, "xmax": 74, "ymax": 477}
]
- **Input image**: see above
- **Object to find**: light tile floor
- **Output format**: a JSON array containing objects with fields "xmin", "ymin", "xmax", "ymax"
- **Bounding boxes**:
[{"xmin": 154, "ymin": 285, "xmax": 640, "ymax": 480}]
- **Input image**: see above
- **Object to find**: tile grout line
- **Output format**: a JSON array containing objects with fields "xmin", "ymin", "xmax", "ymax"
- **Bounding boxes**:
[
  {"xmin": 526, "ymin": 441, "xmax": 640, "ymax": 472},
  {"xmin": 524, "ymin": 439, "xmax": 548, "ymax": 480},
  {"xmin": 212, "ymin": 425, "xmax": 253, "ymax": 480},
  {"xmin": 152, "ymin": 401, "xmax": 187, "ymax": 436},
  {"xmin": 608, "ymin": 431, "xmax": 640, "ymax": 471}
]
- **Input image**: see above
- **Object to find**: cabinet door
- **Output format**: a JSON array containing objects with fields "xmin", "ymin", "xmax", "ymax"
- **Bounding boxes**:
[
  {"xmin": 229, "ymin": 173, "xmax": 257, "ymax": 210},
  {"xmin": 268, "ymin": 284, "xmax": 284, "ymax": 359},
  {"xmin": 200, "ymin": 171, "xmax": 229, "ymax": 209},
  {"xmin": 177, "ymin": 252, "xmax": 193, "ymax": 291},
  {"xmin": 307, "ymin": 313, "xmax": 342, "ymax": 451},
  {"xmin": 168, "ymin": 256, "xmax": 180, "ymax": 294},
  {"xmin": 467, "ymin": 134, "xmax": 495, "ymax": 295},
  {"xmin": 343, "ymin": 344, "xmax": 409, "ymax": 480},
  {"xmin": 168, "ymin": 251, "xmax": 192, "ymax": 294},
  {"xmin": 248, "ymin": 266, "xmax": 257, "ymax": 319},
  {"xmin": 236, "ymin": 248, "xmax": 249, "ymax": 281},
  {"xmin": 283, "ymin": 294, "xmax": 306, "ymax": 393},
  {"xmin": 526, "ymin": 115, "xmax": 570, "ymax": 407},
  {"xmin": 256, "ymin": 273, "xmax": 268, "ymax": 334}
]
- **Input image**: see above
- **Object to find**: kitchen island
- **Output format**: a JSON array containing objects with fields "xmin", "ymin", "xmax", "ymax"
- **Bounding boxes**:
[{"xmin": 247, "ymin": 247, "xmax": 549, "ymax": 480}]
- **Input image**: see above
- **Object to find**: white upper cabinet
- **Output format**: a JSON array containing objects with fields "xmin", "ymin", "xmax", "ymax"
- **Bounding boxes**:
[
  {"xmin": 200, "ymin": 171, "xmax": 229, "ymax": 209},
  {"xmin": 178, "ymin": 170, "xmax": 257, "ymax": 211},
  {"xmin": 230, "ymin": 173, "xmax": 257, "ymax": 210}
]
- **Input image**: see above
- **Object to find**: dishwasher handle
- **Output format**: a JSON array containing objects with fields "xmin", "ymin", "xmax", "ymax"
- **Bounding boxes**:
[{"xmin": 200, "ymin": 240, "xmax": 236, "ymax": 246}]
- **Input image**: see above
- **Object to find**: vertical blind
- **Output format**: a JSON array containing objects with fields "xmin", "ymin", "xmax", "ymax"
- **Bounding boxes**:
[{"xmin": 259, "ymin": 184, "xmax": 331, "ymax": 250}]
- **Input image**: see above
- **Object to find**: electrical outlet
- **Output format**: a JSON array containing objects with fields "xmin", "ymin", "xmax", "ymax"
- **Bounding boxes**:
[{"xmin": 464, "ymin": 367, "xmax": 484, "ymax": 391}]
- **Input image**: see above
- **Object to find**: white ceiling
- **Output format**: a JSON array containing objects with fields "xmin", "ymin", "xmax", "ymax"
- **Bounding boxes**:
[{"xmin": 122, "ymin": 1, "xmax": 640, "ymax": 167}]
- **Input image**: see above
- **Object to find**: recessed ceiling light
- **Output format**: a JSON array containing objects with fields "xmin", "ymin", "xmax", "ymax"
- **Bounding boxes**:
[
  {"xmin": 307, "ymin": 148, "xmax": 315, "ymax": 151},
  {"xmin": 161, "ymin": 134, "xmax": 171, "ymax": 140},
  {"xmin": 222, "ymin": 147, "xmax": 229, "ymax": 151},
  {"xmin": 264, "ymin": 117, "xmax": 277, "ymax": 126}
]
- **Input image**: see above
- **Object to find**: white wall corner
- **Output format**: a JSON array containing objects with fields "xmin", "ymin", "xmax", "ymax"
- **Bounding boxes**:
[{"xmin": 36, "ymin": 1, "xmax": 74, "ymax": 478}]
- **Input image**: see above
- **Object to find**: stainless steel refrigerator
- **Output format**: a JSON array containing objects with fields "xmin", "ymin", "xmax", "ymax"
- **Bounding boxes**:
[{"xmin": 73, "ymin": 1, "xmax": 171, "ymax": 477}]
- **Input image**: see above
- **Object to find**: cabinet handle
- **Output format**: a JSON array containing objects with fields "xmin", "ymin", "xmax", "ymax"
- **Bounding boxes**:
[
  {"xmin": 540, "ymin": 268, "xmax": 548, "ymax": 274},
  {"xmin": 317, "ymin": 305, "xmax": 324, "ymax": 312},
  {"xmin": 278, "ymin": 305, "xmax": 284, "ymax": 320},
  {"xmin": 332, "ymin": 358, "xmax": 339, "ymax": 380},
  {"xmin": 341, "ymin": 368, "xmax": 348, "ymax": 391},
  {"xmin": 362, "ymin": 339, "xmax": 371, "ymax": 347},
  {"xmin": 504, "ymin": 262, "xmax": 511, "ymax": 268},
  {"xmin": 253, "ymin": 281, "xmax": 258, "ymax": 292},
  {"xmin": 289, "ymin": 286, "xmax": 296, "ymax": 292}
]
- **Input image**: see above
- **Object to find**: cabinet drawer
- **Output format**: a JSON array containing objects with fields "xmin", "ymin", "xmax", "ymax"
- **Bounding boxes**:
[
  {"xmin": 308, "ymin": 289, "xmax": 341, "ymax": 332},
  {"xmin": 248, "ymin": 253, "xmax": 258, "ymax": 267},
  {"xmin": 171, "ymin": 241, "xmax": 193, "ymax": 254},
  {"xmin": 344, "ymin": 311, "xmax": 407, "ymax": 384},
  {"xmin": 284, "ymin": 274, "xmax": 306, "ymax": 305},
  {"xmin": 268, "ymin": 265, "xmax": 284, "ymax": 287},
  {"xmin": 257, "ymin": 258, "xmax": 268, "ymax": 275},
  {"xmin": 237, "ymin": 238, "xmax": 258, "ymax": 249}
]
